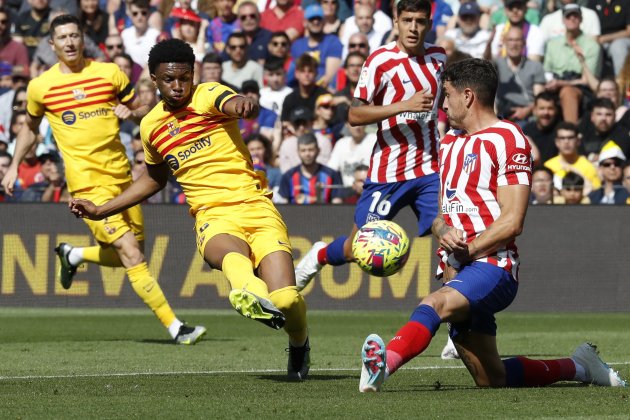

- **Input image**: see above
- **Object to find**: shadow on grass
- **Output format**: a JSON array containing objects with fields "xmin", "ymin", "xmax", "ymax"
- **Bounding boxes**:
[
  {"xmin": 137, "ymin": 337, "xmax": 236, "ymax": 345},
  {"xmin": 256, "ymin": 374, "xmax": 355, "ymax": 383}
]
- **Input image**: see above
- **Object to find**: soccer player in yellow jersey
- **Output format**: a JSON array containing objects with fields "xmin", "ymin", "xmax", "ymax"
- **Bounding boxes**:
[
  {"xmin": 68, "ymin": 38, "xmax": 311, "ymax": 380},
  {"xmin": 0, "ymin": 15, "xmax": 206, "ymax": 345}
]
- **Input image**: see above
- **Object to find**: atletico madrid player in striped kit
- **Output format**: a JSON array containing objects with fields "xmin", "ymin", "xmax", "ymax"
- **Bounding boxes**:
[
  {"xmin": 295, "ymin": 0, "xmax": 445, "ymax": 289},
  {"xmin": 357, "ymin": 58, "xmax": 626, "ymax": 392}
]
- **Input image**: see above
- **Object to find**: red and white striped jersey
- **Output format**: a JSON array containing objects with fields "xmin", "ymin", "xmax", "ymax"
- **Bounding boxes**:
[
  {"xmin": 437, "ymin": 120, "xmax": 532, "ymax": 279},
  {"xmin": 354, "ymin": 41, "xmax": 445, "ymax": 183}
]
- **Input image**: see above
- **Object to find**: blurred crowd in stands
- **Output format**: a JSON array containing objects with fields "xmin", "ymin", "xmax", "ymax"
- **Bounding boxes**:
[{"xmin": 0, "ymin": 0, "xmax": 628, "ymax": 205}]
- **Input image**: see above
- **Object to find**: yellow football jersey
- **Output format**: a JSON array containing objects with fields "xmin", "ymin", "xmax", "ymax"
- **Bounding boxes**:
[
  {"xmin": 140, "ymin": 82, "xmax": 268, "ymax": 214},
  {"xmin": 26, "ymin": 60, "xmax": 134, "ymax": 193}
]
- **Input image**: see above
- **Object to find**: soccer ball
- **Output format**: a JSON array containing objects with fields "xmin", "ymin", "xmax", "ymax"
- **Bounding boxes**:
[{"xmin": 352, "ymin": 220, "xmax": 410, "ymax": 277}]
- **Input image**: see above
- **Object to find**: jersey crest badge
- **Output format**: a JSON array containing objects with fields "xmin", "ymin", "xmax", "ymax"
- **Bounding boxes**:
[
  {"xmin": 167, "ymin": 120, "xmax": 180, "ymax": 137},
  {"xmin": 463, "ymin": 153, "xmax": 478, "ymax": 174},
  {"xmin": 72, "ymin": 88, "xmax": 87, "ymax": 100}
]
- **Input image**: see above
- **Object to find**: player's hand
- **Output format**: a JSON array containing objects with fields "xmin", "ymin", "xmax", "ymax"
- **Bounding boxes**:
[
  {"xmin": 439, "ymin": 227, "xmax": 467, "ymax": 254},
  {"xmin": 112, "ymin": 104, "xmax": 133, "ymax": 120},
  {"xmin": 407, "ymin": 90, "xmax": 435, "ymax": 112},
  {"xmin": 0, "ymin": 166, "xmax": 18, "ymax": 196},
  {"xmin": 234, "ymin": 97, "xmax": 259, "ymax": 119},
  {"xmin": 69, "ymin": 198, "xmax": 104, "ymax": 220}
]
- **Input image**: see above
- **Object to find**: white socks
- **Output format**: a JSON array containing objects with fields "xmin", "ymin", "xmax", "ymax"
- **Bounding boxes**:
[
  {"xmin": 168, "ymin": 319, "xmax": 183, "ymax": 338},
  {"xmin": 67, "ymin": 247, "xmax": 84, "ymax": 266}
]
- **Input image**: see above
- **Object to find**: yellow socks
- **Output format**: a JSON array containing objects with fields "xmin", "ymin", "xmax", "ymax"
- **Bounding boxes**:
[
  {"xmin": 127, "ymin": 262, "xmax": 176, "ymax": 328},
  {"xmin": 81, "ymin": 246, "xmax": 122, "ymax": 267},
  {"xmin": 221, "ymin": 252, "xmax": 269, "ymax": 298},
  {"xmin": 270, "ymin": 286, "xmax": 308, "ymax": 346}
]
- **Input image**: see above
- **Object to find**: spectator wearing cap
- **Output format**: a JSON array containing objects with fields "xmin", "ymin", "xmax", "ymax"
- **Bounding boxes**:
[
  {"xmin": 313, "ymin": 93, "xmax": 343, "ymax": 144},
  {"xmin": 278, "ymin": 105, "xmax": 332, "ymax": 173},
  {"xmin": 277, "ymin": 132, "xmax": 343, "ymax": 204},
  {"xmin": 164, "ymin": 0, "xmax": 210, "ymax": 34},
  {"xmin": 588, "ymin": 141, "xmax": 628, "ymax": 204},
  {"xmin": 490, "ymin": 0, "xmax": 540, "ymax": 28},
  {"xmin": 281, "ymin": 54, "xmax": 328, "ymax": 125},
  {"xmin": 544, "ymin": 121, "xmax": 601, "ymax": 195},
  {"xmin": 539, "ymin": 0, "xmax": 600, "ymax": 42},
  {"xmin": 0, "ymin": 7, "xmax": 30, "ymax": 76},
  {"xmin": 580, "ymin": 98, "xmax": 630, "ymax": 159},
  {"xmin": 207, "ymin": 0, "xmax": 238, "ymax": 53},
  {"xmin": 589, "ymin": 0, "xmax": 630, "ymax": 77},
  {"xmin": 199, "ymin": 52, "xmax": 238, "ymax": 91},
  {"xmin": 170, "ymin": 7, "xmax": 207, "ymax": 63},
  {"xmin": 290, "ymin": 4, "xmax": 343, "ymax": 89},
  {"xmin": 490, "ymin": 0, "xmax": 545, "ymax": 62},
  {"xmin": 543, "ymin": 3, "xmax": 602, "ymax": 124},
  {"xmin": 237, "ymin": 1, "xmax": 272, "ymax": 64},
  {"xmin": 494, "ymin": 24, "xmax": 545, "ymax": 124},
  {"xmin": 260, "ymin": 0, "xmax": 305, "ymax": 42},
  {"xmin": 222, "ymin": 32, "xmax": 264, "ymax": 90},
  {"xmin": 444, "ymin": 2, "xmax": 491, "ymax": 59}
]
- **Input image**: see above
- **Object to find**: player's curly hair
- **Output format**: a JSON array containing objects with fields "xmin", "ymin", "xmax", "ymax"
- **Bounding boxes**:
[{"xmin": 148, "ymin": 39, "xmax": 195, "ymax": 75}]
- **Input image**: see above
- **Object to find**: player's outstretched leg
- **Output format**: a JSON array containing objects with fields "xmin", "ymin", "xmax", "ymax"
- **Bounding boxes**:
[
  {"xmin": 571, "ymin": 343, "xmax": 627, "ymax": 387},
  {"xmin": 359, "ymin": 334, "xmax": 387, "ymax": 392},
  {"xmin": 55, "ymin": 243, "xmax": 78, "ymax": 289},
  {"xmin": 295, "ymin": 241, "xmax": 327, "ymax": 291},
  {"xmin": 441, "ymin": 336, "xmax": 460, "ymax": 360}
]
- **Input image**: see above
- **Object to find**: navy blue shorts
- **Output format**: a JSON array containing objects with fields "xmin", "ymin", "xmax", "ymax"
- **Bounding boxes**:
[
  {"xmin": 354, "ymin": 173, "xmax": 439, "ymax": 237},
  {"xmin": 444, "ymin": 262, "xmax": 518, "ymax": 337}
]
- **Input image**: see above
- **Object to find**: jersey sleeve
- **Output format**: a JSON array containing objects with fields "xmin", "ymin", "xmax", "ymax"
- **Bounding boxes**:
[
  {"xmin": 198, "ymin": 82, "xmax": 240, "ymax": 115},
  {"xmin": 354, "ymin": 57, "xmax": 381, "ymax": 104},
  {"xmin": 25, "ymin": 78, "xmax": 45, "ymax": 118},
  {"xmin": 111, "ymin": 64, "xmax": 135, "ymax": 104},
  {"xmin": 497, "ymin": 132, "xmax": 533, "ymax": 187},
  {"xmin": 140, "ymin": 121, "xmax": 164, "ymax": 166}
]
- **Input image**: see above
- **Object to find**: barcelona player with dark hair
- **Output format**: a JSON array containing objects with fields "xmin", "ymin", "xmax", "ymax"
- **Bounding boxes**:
[{"xmin": 69, "ymin": 38, "xmax": 311, "ymax": 380}]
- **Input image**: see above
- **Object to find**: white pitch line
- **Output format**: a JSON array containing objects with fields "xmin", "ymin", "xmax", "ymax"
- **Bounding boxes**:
[{"xmin": 0, "ymin": 362, "xmax": 628, "ymax": 381}]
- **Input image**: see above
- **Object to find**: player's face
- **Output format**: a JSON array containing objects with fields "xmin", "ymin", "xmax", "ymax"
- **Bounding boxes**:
[
  {"xmin": 298, "ymin": 143, "xmax": 319, "ymax": 165},
  {"xmin": 152, "ymin": 63, "xmax": 194, "ymax": 111},
  {"xmin": 50, "ymin": 23, "xmax": 84, "ymax": 65},
  {"xmin": 395, "ymin": 9, "xmax": 431, "ymax": 54},
  {"xmin": 442, "ymin": 81, "xmax": 466, "ymax": 130}
]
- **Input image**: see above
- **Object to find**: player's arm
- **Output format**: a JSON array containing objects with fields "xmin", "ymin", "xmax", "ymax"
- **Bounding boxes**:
[
  {"xmin": 113, "ymin": 95, "xmax": 151, "ymax": 126},
  {"xmin": 0, "ymin": 112, "xmax": 42, "ymax": 196},
  {"xmin": 222, "ymin": 95, "xmax": 259, "ymax": 120},
  {"xmin": 70, "ymin": 162, "xmax": 170, "ymax": 220},
  {"xmin": 454, "ymin": 184, "xmax": 530, "ymax": 264},
  {"xmin": 432, "ymin": 193, "xmax": 466, "ymax": 253},
  {"xmin": 348, "ymin": 88, "xmax": 435, "ymax": 126}
]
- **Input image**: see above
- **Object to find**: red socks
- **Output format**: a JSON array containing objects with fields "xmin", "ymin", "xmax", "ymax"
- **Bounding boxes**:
[
  {"xmin": 386, "ymin": 321, "xmax": 433, "ymax": 375},
  {"xmin": 504, "ymin": 356, "xmax": 576, "ymax": 387}
]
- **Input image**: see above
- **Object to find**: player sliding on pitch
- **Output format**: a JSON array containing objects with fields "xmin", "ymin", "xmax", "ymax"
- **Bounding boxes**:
[
  {"xmin": 69, "ymin": 38, "xmax": 311, "ymax": 380},
  {"xmin": 359, "ymin": 58, "xmax": 626, "ymax": 392}
]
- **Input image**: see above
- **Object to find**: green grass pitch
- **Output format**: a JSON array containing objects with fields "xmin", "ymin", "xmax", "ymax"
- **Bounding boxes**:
[{"xmin": 0, "ymin": 309, "xmax": 628, "ymax": 419}]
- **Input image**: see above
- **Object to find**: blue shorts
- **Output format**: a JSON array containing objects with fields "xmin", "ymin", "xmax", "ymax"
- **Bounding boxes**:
[
  {"xmin": 354, "ymin": 173, "xmax": 439, "ymax": 236},
  {"xmin": 444, "ymin": 262, "xmax": 518, "ymax": 337}
]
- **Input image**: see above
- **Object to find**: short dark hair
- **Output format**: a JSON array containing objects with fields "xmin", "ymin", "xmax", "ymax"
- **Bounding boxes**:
[
  {"xmin": 442, "ymin": 58, "xmax": 498, "ymax": 108},
  {"xmin": 354, "ymin": 163, "xmax": 369, "ymax": 172},
  {"xmin": 532, "ymin": 165, "xmax": 553, "ymax": 178},
  {"xmin": 344, "ymin": 51, "xmax": 367, "ymax": 68},
  {"xmin": 129, "ymin": 0, "xmax": 150, "ymax": 9},
  {"xmin": 112, "ymin": 52, "xmax": 133, "ymax": 67},
  {"xmin": 270, "ymin": 31, "xmax": 290, "ymax": 42},
  {"xmin": 202, "ymin": 52, "xmax": 222, "ymax": 65},
  {"xmin": 0, "ymin": 150, "xmax": 12, "ymax": 163},
  {"xmin": 295, "ymin": 53, "xmax": 318, "ymax": 71},
  {"xmin": 264, "ymin": 57, "xmax": 285, "ymax": 72},
  {"xmin": 148, "ymin": 39, "xmax": 195, "ymax": 75},
  {"xmin": 297, "ymin": 133, "xmax": 318, "ymax": 147},
  {"xmin": 562, "ymin": 171, "xmax": 584, "ymax": 188},
  {"xmin": 590, "ymin": 97, "xmax": 615, "ymax": 111},
  {"xmin": 50, "ymin": 14, "xmax": 82, "ymax": 39},
  {"xmin": 226, "ymin": 32, "xmax": 247, "ymax": 46},
  {"xmin": 397, "ymin": 0, "xmax": 432, "ymax": 16},
  {"xmin": 554, "ymin": 121, "xmax": 578, "ymax": 138},
  {"xmin": 534, "ymin": 91, "xmax": 558, "ymax": 106}
]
